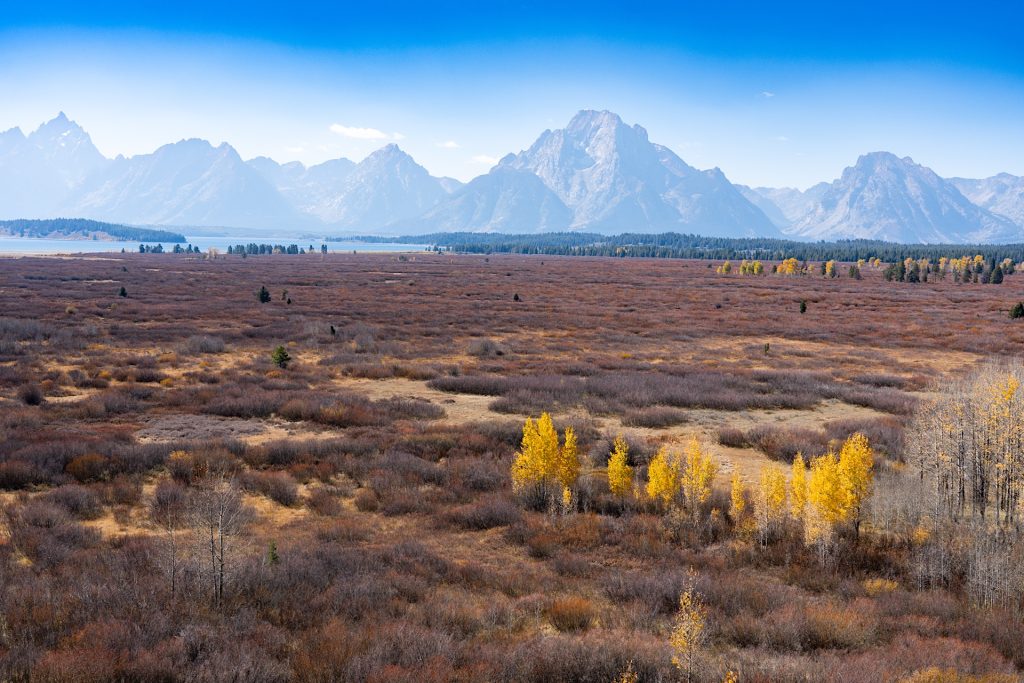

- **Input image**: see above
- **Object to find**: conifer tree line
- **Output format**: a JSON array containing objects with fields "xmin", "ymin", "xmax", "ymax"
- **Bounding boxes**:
[{"xmin": 367, "ymin": 231, "xmax": 1024, "ymax": 264}]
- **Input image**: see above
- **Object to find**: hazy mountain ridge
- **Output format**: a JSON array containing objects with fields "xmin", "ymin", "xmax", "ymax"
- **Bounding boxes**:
[
  {"xmin": 950, "ymin": 173, "xmax": 1024, "ymax": 228},
  {"xmin": 1, "ymin": 112, "xmax": 1022, "ymax": 242},
  {"xmin": 782, "ymin": 152, "xmax": 1022, "ymax": 243}
]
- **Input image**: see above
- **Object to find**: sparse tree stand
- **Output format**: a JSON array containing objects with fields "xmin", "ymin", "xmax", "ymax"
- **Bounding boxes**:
[
  {"xmin": 271, "ymin": 345, "xmax": 292, "ymax": 369},
  {"xmin": 258, "ymin": 286, "xmax": 271, "ymax": 303}
]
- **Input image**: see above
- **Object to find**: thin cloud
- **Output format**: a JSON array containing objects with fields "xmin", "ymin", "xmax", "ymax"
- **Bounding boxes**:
[
  {"xmin": 471, "ymin": 154, "xmax": 499, "ymax": 165},
  {"xmin": 329, "ymin": 123, "xmax": 403, "ymax": 140},
  {"xmin": 773, "ymin": 135, "xmax": 790, "ymax": 142},
  {"xmin": 437, "ymin": 140, "xmax": 460, "ymax": 149},
  {"xmin": 761, "ymin": 91, "xmax": 776, "ymax": 98}
]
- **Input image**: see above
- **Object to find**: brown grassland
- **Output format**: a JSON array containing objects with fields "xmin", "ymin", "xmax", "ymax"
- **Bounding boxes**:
[{"xmin": 1, "ymin": 251, "xmax": 1023, "ymax": 682}]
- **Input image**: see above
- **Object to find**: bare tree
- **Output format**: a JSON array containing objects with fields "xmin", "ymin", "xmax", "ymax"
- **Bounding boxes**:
[{"xmin": 188, "ymin": 474, "xmax": 251, "ymax": 608}]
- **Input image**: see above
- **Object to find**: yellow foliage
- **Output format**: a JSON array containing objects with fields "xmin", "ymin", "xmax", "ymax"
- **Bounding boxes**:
[
  {"xmin": 777, "ymin": 257, "xmax": 801, "ymax": 275},
  {"xmin": 757, "ymin": 465, "xmax": 788, "ymax": 535},
  {"xmin": 807, "ymin": 451, "xmax": 847, "ymax": 527},
  {"xmin": 790, "ymin": 452, "xmax": 807, "ymax": 519},
  {"xmin": 670, "ymin": 572, "xmax": 707, "ymax": 683},
  {"xmin": 730, "ymin": 472, "xmax": 746, "ymax": 518},
  {"xmin": 607, "ymin": 435, "xmax": 633, "ymax": 498},
  {"xmin": 838, "ymin": 432, "xmax": 874, "ymax": 529},
  {"xmin": 899, "ymin": 668, "xmax": 1020, "ymax": 683},
  {"xmin": 512, "ymin": 413, "xmax": 577, "ymax": 495},
  {"xmin": 556, "ymin": 426, "xmax": 580, "ymax": 489},
  {"xmin": 680, "ymin": 438, "xmax": 717, "ymax": 509},
  {"xmin": 862, "ymin": 578, "xmax": 899, "ymax": 596},
  {"xmin": 646, "ymin": 446, "xmax": 679, "ymax": 507}
]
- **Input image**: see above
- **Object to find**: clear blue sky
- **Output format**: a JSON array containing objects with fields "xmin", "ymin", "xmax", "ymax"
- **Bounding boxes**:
[{"xmin": 2, "ymin": 1, "xmax": 1023, "ymax": 187}]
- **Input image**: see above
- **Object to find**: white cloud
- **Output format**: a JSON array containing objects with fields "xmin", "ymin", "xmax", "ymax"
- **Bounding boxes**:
[
  {"xmin": 329, "ymin": 123, "xmax": 404, "ymax": 141},
  {"xmin": 773, "ymin": 135, "xmax": 790, "ymax": 142},
  {"xmin": 471, "ymin": 154, "xmax": 499, "ymax": 165},
  {"xmin": 761, "ymin": 91, "xmax": 776, "ymax": 98},
  {"xmin": 437, "ymin": 140, "xmax": 459, "ymax": 149}
]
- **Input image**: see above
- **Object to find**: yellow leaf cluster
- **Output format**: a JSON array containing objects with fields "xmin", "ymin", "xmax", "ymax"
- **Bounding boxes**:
[
  {"xmin": 511, "ymin": 413, "xmax": 580, "ymax": 494},
  {"xmin": 729, "ymin": 472, "xmax": 745, "ymax": 518},
  {"xmin": 647, "ymin": 438, "xmax": 718, "ymax": 512},
  {"xmin": 607, "ymin": 435, "xmax": 634, "ymax": 498},
  {"xmin": 645, "ymin": 446, "xmax": 679, "ymax": 507}
]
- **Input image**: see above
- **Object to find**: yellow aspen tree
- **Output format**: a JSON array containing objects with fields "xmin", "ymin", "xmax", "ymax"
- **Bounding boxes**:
[
  {"xmin": 757, "ymin": 466, "xmax": 788, "ymax": 542},
  {"xmin": 837, "ymin": 433, "xmax": 874, "ymax": 538},
  {"xmin": 752, "ymin": 260, "xmax": 764, "ymax": 275},
  {"xmin": 511, "ymin": 412, "xmax": 563, "ymax": 496},
  {"xmin": 511, "ymin": 417, "xmax": 542, "ymax": 491},
  {"xmin": 825, "ymin": 260, "xmax": 837, "ymax": 278},
  {"xmin": 730, "ymin": 472, "xmax": 746, "ymax": 519},
  {"xmin": 536, "ymin": 412, "xmax": 560, "ymax": 481},
  {"xmin": 646, "ymin": 446, "xmax": 679, "ymax": 508},
  {"xmin": 681, "ymin": 437, "xmax": 718, "ymax": 515},
  {"xmin": 790, "ymin": 452, "xmax": 807, "ymax": 520},
  {"xmin": 805, "ymin": 452, "xmax": 848, "ymax": 557},
  {"xmin": 670, "ymin": 570, "xmax": 707, "ymax": 683},
  {"xmin": 607, "ymin": 435, "xmax": 633, "ymax": 498},
  {"xmin": 556, "ymin": 425, "xmax": 580, "ymax": 490}
]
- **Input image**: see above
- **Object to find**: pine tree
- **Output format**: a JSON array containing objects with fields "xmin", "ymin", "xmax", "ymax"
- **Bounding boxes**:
[
  {"xmin": 1011, "ymin": 302, "xmax": 1024, "ymax": 319},
  {"xmin": 258, "ymin": 286, "xmax": 271, "ymax": 303},
  {"xmin": 271, "ymin": 345, "xmax": 292, "ymax": 369},
  {"xmin": 607, "ymin": 435, "xmax": 633, "ymax": 498}
]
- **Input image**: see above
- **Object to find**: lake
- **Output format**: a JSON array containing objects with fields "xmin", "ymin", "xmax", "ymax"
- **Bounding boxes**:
[{"xmin": 0, "ymin": 235, "xmax": 429, "ymax": 255}]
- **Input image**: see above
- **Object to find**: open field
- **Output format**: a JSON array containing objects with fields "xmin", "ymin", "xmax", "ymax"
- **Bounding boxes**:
[{"xmin": 2, "ymin": 252, "xmax": 1023, "ymax": 682}]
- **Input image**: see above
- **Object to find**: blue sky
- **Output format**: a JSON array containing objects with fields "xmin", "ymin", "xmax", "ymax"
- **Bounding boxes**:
[{"xmin": 2, "ymin": 1, "xmax": 1023, "ymax": 187}]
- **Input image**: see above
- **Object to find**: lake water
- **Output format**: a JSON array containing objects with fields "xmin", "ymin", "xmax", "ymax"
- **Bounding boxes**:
[{"xmin": 0, "ymin": 235, "xmax": 428, "ymax": 255}]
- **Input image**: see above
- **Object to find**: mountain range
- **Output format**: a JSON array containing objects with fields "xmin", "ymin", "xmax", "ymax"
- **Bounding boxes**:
[{"xmin": 2, "ymin": 111, "xmax": 1023, "ymax": 243}]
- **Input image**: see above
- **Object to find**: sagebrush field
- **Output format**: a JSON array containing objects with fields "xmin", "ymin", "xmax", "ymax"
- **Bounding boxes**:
[{"xmin": 2, "ymin": 251, "xmax": 1024, "ymax": 682}]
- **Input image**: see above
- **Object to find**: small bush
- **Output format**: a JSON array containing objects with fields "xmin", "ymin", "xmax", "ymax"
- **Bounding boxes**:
[
  {"xmin": 17, "ymin": 383, "xmax": 44, "ymax": 406},
  {"xmin": 445, "ymin": 495, "xmax": 522, "ymax": 530},
  {"xmin": 65, "ymin": 453, "xmax": 109, "ymax": 483},
  {"xmin": 354, "ymin": 488, "xmax": 379, "ymax": 512},
  {"xmin": 183, "ymin": 335, "xmax": 226, "ymax": 354},
  {"xmin": 546, "ymin": 597, "xmax": 596, "ymax": 632},
  {"xmin": 240, "ymin": 470, "xmax": 299, "ymax": 506}
]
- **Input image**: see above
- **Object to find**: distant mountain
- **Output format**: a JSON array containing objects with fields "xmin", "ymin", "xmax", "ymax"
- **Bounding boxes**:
[
  {"xmin": 736, "ymin": 185, "xmax": 791, "ymax": 227},
  {"xmin": 0, "ymin": 113, "xmax": 108, "ymax": 219},
  {"xmin": 742, "ymin": 184, "xmax": 829, "ymax": 227},
  {"xmin": 404, "ymin": 166, "xmax": 572, "ymax": 232},
  {"xmin": 496, "ymin": 110, "xmax": 780, "ymax": 236},
  {"xmin": 248, "ymin": 156, "xmax": 357, "ymax": 221},
  {"xmin": 949, "ymin": 174, "xmax": 1024, "ymax": 228},
  {"xmin": 5, "ymin": 112, "xmax": 1024, "ymax": 243},
  {"xmin": 786, "ymin": 152, "xmax": 1023, "ymax": 243},
  {"xmin": 68, "ymin": 139, "xmax": 305, "ymax": 229},
  {"xmin": 317, "ymin": 144, "xmax": 449, "ymax": 229}
]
